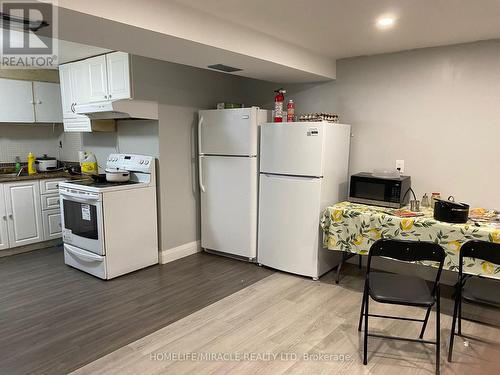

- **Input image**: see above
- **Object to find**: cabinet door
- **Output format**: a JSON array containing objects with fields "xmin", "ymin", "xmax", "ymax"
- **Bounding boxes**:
[
  {"xmin": 71, "ymin": 60, "xmax": 91, "ymax": 105},
  {"xmin": 42, "ymin": 209, "xmax": 62, "ymax": 240},
  {"xmin": 4, "ymin": 181, "xmax": 43, "ymax": 248},
  {"xmin": 106, "ymin": 52, "xmax": 131, "ymax": 100},
  {"xmin": 33, "ymin": 81, "xmax": 63, "ymax": 123},
  {"xmin": 0, "ymin": 187, "xmax": 9, "ymax": 251},
  {"xmin": 0, "ymin": 78, "xmax": 35, "ymax": 122},
  {"xmin": 87, "ymin": 55, "xmax": 109, "ymax": 102},
  {"xmin": 58, "ymin": 64, "xmax": 75, "ymax": 118}
]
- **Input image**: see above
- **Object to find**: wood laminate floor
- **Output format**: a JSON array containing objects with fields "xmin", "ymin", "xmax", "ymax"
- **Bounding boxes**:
[
  {"xmin": 73, "ymin": 267, "xmax": 500, "ymax": 375},
  {"xmin": 0, "ymin": 247, "xmax": 273, "ymax": 375}
]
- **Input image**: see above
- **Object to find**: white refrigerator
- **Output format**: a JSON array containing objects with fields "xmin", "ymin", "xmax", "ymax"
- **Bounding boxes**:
[
  {"xmin": 257, "ymin": 122, "xmax": 351, "ymax": 279},
  {"xmin": 198, "ymin": 107, "xmax": 269, "ymax": 260}
]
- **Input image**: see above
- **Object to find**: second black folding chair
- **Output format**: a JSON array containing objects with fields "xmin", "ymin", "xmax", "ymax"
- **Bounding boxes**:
[{"xmin": 358, "ymin": 239, "xmax": 445, "ymax": 375}]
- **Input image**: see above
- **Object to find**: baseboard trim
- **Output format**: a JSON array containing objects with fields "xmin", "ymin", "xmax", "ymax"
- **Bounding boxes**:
[{"xmin": 159, "ymin": 241, "xmax": 201, "ymax": 264}]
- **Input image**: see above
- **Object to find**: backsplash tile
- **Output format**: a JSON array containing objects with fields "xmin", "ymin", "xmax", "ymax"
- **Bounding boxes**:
[{"xmin": 0, "ymin": 123, "xmax": 64, "ymax": 163}]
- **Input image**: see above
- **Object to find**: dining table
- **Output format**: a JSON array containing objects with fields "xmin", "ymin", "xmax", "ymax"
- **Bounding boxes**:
[{"xmin": 321, "ymin": 201, "xmax": 500, "ymax": 283}]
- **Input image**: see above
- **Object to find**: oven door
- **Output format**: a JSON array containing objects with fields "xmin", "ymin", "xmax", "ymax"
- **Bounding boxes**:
[{"xmin": 60, "ymin": 189, "xmax": 105, "ymax": 255}]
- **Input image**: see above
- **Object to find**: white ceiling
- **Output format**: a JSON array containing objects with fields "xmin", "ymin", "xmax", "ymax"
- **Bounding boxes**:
[
  {"xmin": 54, "ymin": 0, "xmax": 500, "ymax": 82},
  {"xmin": 57, "ymin": 40, "xmax": 110, "ymax": 64},
  {"xmin": 177, "ymin": 0, "xmax": 500, "ymax": 59}
]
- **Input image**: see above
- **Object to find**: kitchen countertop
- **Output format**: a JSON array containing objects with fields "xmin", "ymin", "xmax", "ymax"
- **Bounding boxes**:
[{"xmin": 0, "ymin": 171, "xmax": 84, "ymax": 183}]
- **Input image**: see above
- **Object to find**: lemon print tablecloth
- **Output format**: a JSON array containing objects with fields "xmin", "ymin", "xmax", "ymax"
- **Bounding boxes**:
[{"xmin": 321, "ymin": 201, "xmax": 500, "ymax": 278}]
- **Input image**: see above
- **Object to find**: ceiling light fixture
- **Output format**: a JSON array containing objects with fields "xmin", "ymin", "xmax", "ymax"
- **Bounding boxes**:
[{"xmin": 376, "ymin": 16, "xmax": 395, "ymax": 29}]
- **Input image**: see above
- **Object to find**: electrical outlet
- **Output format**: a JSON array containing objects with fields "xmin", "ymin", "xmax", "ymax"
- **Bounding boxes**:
[{"xmin": 396, "ymin": 160, "xmax": 405, "ymax": 173}]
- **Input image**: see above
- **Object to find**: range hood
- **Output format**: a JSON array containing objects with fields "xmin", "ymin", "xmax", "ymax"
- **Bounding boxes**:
[{"xmin": 74, "ymin": 99, "xmax": 159, "ymax": 120}]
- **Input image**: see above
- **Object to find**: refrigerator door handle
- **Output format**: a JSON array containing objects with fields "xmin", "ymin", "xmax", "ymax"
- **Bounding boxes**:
[
  {"xmin": 262, "ymin": 173, "xmax": 321, "ymax": 180},
  {"xmin": 199, "ymin": 155, "xmax": 206, "ymax": 193},
  {"xmin": 198, "ymin": 115, "xmax": 204, "ymax": 155}
]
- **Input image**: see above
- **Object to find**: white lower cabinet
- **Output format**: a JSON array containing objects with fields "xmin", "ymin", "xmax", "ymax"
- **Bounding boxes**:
[
  {"xmin": 0, "ymin": 178, "xmax": 65, "ymax": 251},
  {"xmin": 3, "ymin": 181, "xmax": 43, "ymax": 248},
  {"xmin": 0, "ymin": 187, "xmax": 9, "ymax": 250},
  {"xmin": 42, "ymin": 209, "xmax": 62, "ymax": 240}
]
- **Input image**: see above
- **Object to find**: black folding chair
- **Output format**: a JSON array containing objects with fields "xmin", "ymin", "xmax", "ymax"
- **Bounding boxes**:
[
  {"xmin": 358, "ymin": 239, "xmax": 445, "ymax": 375},
  {"xmin": 448, "ymin": 240, "xmax": 500, "ymax": 362}
]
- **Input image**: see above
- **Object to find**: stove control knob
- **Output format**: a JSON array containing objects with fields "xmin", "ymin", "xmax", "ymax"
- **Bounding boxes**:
[
  {"xmin": 145, "ymin": 160, "xmax": 149, "ymax": 165},
  {"xmin": 140, "ymin": 160, "xmax": 144, "ymax": 164}
]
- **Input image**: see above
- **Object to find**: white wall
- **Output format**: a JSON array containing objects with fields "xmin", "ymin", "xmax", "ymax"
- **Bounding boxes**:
[
  {"xmin": 59, "ymin": 120, "xmax": 160, "ymax": 167},
  {"xmin": 0, "ymin": 124, "xmax": 63, "ymax": 163},
  {"xmin": 288, "ymin": 40, "xmax": 500, "ymax": 209}
]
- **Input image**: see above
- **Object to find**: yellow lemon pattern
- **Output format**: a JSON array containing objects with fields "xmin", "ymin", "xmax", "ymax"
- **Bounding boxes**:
[
  {"xmin": 353, "ymin": 234, "xmax": 364, "ymax": 245},
  {"xmin": 400, "ymin": 218, "xmax": 414, "ymax": 231},
  {"xmin": 447, "ymin": 241, "xmax": 461, "ymax": 253},
  {"xmin": 482, "ymin": 261, "xmax": 494, "ymax": 275},
  {"xmin": 327, "ymin": 236, "xmax": 336, "ymax": 248},
  {"xmin": 491, "ymin": 230, "xmax": 500, "ymax": 243},
  {"xmin": 331, "ymin": 209, "xmax": 343, "ymax": 222}
]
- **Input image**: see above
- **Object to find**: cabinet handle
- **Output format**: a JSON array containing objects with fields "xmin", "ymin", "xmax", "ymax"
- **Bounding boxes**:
[
  {"xmin": 38, "ymin": 100, "xmax": 42, "ymax": 104},
  {"xmin": 1, "ymin": 215, "xmax": 6, "ymax": 220},
  {"xmin": 109, "ymin": 94, "xmax": 112, "ymax": 99},
  {"xmin": 8, "ymin": 214, "xmax": 13, "ymax": 219},
  {"xmin": 104, "ymin": 95, "xmax": 108, "ymax": 99}
]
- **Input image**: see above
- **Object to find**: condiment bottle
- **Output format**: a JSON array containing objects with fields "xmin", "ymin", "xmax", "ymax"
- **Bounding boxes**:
[
  {"xmin": 287, "ymin": 99, "xmax": 295, "ymax": 122},
  {"xmin": 430, "ymin": 192, "xmax": 441, "ymax": 210},
  {"xmin": 421, "ymin": 193, "xmax": 430, "ymax": 208},
  {"xmin": 27, "ymin": 152, "xmax": 37, "ymax": 175}
]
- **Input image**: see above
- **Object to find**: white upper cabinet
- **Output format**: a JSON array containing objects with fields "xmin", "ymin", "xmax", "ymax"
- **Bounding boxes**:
[
  {"xmin": 71, "ymin": 59, "xmax": 91, "ymax": 105},
  {"xmin": 33, "ymin": 82, "xmax": 63, "ymax": 123},
  {"xmin": 106, "ymin": 52, "xmax": 131, "ymax": 100},
  {"xmin": 88, "ymin": 55, "xmax": 109, "ymax": 102},
  {"xmin": 59, "ymin": 64, "xmax": 75, "ymax": 118},
  {"xmin": 0, "ymin": 78, "xmax": 35, "ymax": 123}
]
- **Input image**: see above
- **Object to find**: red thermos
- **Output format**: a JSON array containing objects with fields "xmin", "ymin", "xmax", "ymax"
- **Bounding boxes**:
[{"xmin": 274, "ymin": 89, "xmax": 286, "ymax": 122}]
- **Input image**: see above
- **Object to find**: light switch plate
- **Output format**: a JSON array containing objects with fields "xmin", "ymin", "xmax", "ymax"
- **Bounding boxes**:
[{"xmin": 396, "ymin": 160, "xmax": 405, "ymax": 173}]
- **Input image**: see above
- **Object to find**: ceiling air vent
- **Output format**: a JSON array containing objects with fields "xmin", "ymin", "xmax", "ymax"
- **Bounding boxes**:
[{"xmin": 207, "ymin": 64, "xmax": 242, "ymax": 73}]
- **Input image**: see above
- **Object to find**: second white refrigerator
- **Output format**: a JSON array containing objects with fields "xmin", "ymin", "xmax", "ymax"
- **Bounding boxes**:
[
  {"xmin": 199, "ymin": 107, "xmax": 269, "ymax": 260},
  {"xmin": 257, "ymin": 122, "xmax": 351, "ymax": 279}
]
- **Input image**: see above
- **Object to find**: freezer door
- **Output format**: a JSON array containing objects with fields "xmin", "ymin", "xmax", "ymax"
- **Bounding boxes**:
[
  {"xmin": 200, "ymin": 156, "xmax": 258, "ymax": 258},
  {"xmin": 199, "ymin": 108, "xmax": 259, "ymax": 156},
  {"xmin": 260, "ymin": 122, "xmax": 325, "ymax": 176},
  {"xmin": 257, "ymin": 173, "xmax": 322, "ymax": 277}
]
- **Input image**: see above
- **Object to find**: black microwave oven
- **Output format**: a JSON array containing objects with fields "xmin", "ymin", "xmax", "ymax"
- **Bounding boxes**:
[{"xmin": 348, "ymin": 172, "xmax": 411, "ymax": 208}]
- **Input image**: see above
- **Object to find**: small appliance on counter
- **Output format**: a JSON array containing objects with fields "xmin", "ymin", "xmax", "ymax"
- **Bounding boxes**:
[
  {"xmin": 36, "ymin": 154, "xmax": 58, "ymax": 172},
  {"xmin": 348, "ymin": 172, "xmax": 411, "ymax": 208},
  {"xmin": 433, "ymin": 196, "xmax": 470, "ymax": 224}
]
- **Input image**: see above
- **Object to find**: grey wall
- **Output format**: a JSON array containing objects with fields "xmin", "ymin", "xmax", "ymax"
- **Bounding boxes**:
[
  {"xmin": 131, "ymin": 56, "xmax": 278, "ymax": 250},
  {"xmin": 74, "ymin": 56, "xmax": 275, "ymax": 251},
  {"xmin": 287, "ymin": 40, "xmax": 500, "ymax": 209}
]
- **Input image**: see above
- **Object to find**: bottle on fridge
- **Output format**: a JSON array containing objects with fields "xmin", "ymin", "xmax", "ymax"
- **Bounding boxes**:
[
  {"xmin": 198, "ymin": 107, "xmax": 269, "ymax": 260},
  {"xmin": 257, "ymin": 121, "xmax": 351, "ymax": 279}
]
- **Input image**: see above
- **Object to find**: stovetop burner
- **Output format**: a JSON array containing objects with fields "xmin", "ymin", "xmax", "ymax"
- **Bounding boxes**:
[{"xmin": 66, "ymin": 179, "xmax": 140, "ymax": 188}]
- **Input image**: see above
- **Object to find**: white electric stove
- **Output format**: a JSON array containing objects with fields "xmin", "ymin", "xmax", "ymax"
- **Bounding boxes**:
[{"xmin": 59, "ymin": 154, "xmax": 158, "ymax": 279}]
